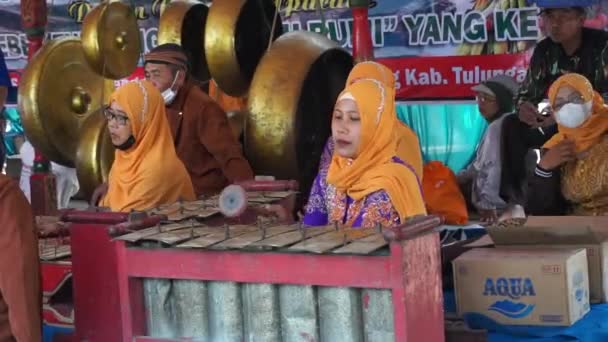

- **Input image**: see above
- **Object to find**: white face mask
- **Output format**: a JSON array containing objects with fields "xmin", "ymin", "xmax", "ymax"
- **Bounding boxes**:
[
  {"xmin": 161, "ymin": 71, "xmax": 180, "ymax": 105},
  {"xmin": 555, "ymin": 100, "xmax": 593, "ymax": 128}
]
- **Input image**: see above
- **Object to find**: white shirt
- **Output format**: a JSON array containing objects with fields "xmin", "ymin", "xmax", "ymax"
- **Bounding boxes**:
[{"xmin": 19, "ymin": 141, "xmax": 80, "ymax": 209}]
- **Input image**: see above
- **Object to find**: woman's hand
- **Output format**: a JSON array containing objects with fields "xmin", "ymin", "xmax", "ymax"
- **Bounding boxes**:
[
  {"xmin": 90, "ymin": 182, "xmax": 109, "ymax": 206},
  {"xmin": 538, "ymin": 139, "xmax": 576, "ymax": 171}
]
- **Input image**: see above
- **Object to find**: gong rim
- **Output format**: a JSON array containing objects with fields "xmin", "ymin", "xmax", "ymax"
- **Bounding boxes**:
[
  {"xmin": 76, "ymin": 110, "xmax": 115, "ymax": 201},
  {"xmin": 158, "ymin": 0, "xmax": 210, "ymax": 82},
  {"xmin": 205, "ymin": 0, "xmax": 282, "ymax": 96},
  {"xmin": 245, "ymin": 31, "xmax": 353, "ymax": 182},
  {"xmin": 18, "ymin": 38, "xmax": 115, "ymax": 167},
  {"xmin": 81, "ymin": 2, "xmax": 141, "ymax": 80}
]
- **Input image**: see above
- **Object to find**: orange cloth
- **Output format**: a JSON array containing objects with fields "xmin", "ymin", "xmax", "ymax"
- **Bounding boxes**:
[
  {"xmin": 346, "ymin": 61, "xmax": 423, "ymax": 179},
  {"xmin": 544, "ymin": 73, "xmax": 608, "ymax": 152},
  {"xmin": 326, "ymin": 80, "xmax": 427, "ymax": 221},
  {"xmin": 422, "ymin": 161, "xmax": 468, "ymax": 224},
  {"xmin": 101, "ymin": 80, "xmax": 195, "ymax": 211},
  {"xmin": 0, "ymin": 175, "xmax": 41, "ymax": 342},
  {"xmin": 208, "ymin": 80, "xmax": 248, "ymax": 113}
]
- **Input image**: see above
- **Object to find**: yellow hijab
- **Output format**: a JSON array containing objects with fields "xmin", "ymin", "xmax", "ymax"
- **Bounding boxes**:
[
  {"xmin": 544, "ymin": 73, "xmax": 608, "ymax": 152},
  {"xmin": 326, "ymin": 80, "xmax": 427, "ymax": 221},
  {"xmin": 346, "ymin": 61, "xmax": 423, "ymax": 179},
  {"xmin": 101, "ymin": 81, "xmax": 195, "ymax": 212}
]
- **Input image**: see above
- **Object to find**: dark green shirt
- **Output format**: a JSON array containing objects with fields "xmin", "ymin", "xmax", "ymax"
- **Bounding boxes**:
[{"xmin": 517, "ymin": 28, "xmax": 608, "ymax": 105}]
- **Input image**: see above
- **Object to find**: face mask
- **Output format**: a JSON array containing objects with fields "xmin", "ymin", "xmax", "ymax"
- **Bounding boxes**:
[
  {"xmin": 161, "ymin": 71, "xmax": 180, "ymax": 105},
  {"xmin": 555, "ymin": 101, "xmax": 593, "ymax": 128},
  {"xmin": 114, "ymin": 135, "xmax": 136, "ymax": 151}
]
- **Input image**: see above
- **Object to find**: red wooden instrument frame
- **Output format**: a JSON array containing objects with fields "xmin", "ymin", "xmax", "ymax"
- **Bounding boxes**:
[{"xmin": 70, "ymin": 217, "xmax": 445, "ymax": 342}]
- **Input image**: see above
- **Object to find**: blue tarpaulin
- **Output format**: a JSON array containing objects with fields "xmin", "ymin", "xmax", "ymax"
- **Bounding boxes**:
[{"xmin": 445, "ymin": 290, "xmax": 608, "ymax": 342}]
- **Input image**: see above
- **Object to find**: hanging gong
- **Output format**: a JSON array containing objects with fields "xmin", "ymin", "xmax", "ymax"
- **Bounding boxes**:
[
  {"xmin": 18, "ymin": 38, "xmax": 115, "ymax": 167},
  {"xmin": 205, "ymin": 0, "xmax": 283, "ymax": 97},
  {"xmin": 245, "ymin": 31, "xmax": 353, "ymax": 200},
  {"xmin": 81, "ymin": 1, "xmax": 141, "ymax": 80},
  {"xmin": 76, "ymin": 111, "xmax": 115, "ymax": 201},
  {"xmin": 158, "ymin": 0, "xmax": 210, "ymax": 82}
]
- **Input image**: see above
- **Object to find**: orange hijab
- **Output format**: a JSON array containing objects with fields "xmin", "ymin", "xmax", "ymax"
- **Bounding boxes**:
[
  {"xmin": 544, "ymin": 73, "xmax": 608, "ymax": 152},
  {"xmin": 101, "ymin": 81, "xmax": 195, "ymax": 212},
  {"xmin": 326, "ymin": 80, "xmax": 426, "ymax": 221},
  {"xmin": 346, "ymin": 61, "xmax": 423, "ymax": 179}
]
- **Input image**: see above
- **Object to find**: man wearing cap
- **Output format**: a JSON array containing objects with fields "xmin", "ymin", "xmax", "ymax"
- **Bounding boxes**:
[
  {"xmin": 143, "ymin": 44, "xmax": 254, "ymax": 196},
  {"xmin": 501, "ymin": 0, "xmax": 608, "ymax": 210},
  {"xmin": 459, "ymin": 75, "xmax": 523, "ymax": 224}
]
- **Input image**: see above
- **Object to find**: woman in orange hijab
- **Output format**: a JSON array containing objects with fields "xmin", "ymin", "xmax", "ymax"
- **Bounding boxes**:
[
  {"xmin": 345, "ymin": 61, "xmax": 423, "ymax": 179},
  {"xmin": 316, "ymin": 61, "xmax": 423, "ymax": 182},
  {"xmin": 528, "ymin": 73, "xmax": 608, "ymax": 215},
  {"xmin": 303, "ymin": 79, "xmax": 426, "ymax": 227},
  {"xmin": 100, "ymin": 80, "xmax": 195, "ymax": 212}
]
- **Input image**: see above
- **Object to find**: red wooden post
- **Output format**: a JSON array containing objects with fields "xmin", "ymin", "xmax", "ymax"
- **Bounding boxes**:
[
  {"xmin": 20, "ymin": 0, "xmax": 57, "ymax": 216},
  {"xmin": 350, "ymin": 0, "xmax": 374, "ymax": 63}
]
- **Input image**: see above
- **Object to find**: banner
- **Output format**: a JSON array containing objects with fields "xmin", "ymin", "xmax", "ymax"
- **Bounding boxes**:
[{"xmin": 1, "ymin": 0, "xmax": 608, "ymax": 99}]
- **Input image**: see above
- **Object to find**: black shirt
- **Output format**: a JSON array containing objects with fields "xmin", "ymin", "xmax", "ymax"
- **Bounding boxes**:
[{"xmin": 517, "ymin": 28, "xmax": 608, "ymax": 105}]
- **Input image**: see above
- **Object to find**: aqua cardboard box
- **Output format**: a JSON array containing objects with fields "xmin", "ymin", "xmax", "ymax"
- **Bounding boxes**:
[
  {"xmin": 487, "ymin": 216, "xmax": 608, "ymax": 303},
  {"xmin": 453, "ymin": 248, "xmax": 590, "ymax": 326}
]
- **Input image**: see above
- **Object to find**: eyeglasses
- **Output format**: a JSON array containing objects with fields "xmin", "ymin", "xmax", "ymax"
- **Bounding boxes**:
[
  {"xmin": 476, "ymin": 95, "xmax": 497, "ymax": 103},
  {"xmin": 552, "ymin": 94, "xmax": 585, "ymax": 111},
  {"xmin": 102, "ymin": 106, "xmax": 129, "ymax": 126}
]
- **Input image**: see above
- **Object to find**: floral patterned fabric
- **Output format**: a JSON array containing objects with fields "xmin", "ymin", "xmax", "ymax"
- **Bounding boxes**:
[
  {"xmin": 303, "ymin": 138, "xmax": 422, "ymax": 228},
  {"xmin": 561, "ymin": 136, "xmax": 608, "ymax": 216}
]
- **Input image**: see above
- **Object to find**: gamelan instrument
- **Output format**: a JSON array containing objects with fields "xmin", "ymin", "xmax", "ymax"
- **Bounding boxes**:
[
  {"xmin": 81, "ymin": 1, "xmax": 141, "ymax": 79},
  {"xmin": 158, "ymin": 0, "xmax": 210, "ymax": 82},
  {"xmin": 18, "ymin": 38, "xmax": 114, "ymax": 167},
  {"xmin": 75, "ymin": 112, "xmax": 115, "ymax": 200},
  {"xmin": 246, "ymin": 31, "xmax": 353, "ymax": 201},
  {"xmin": 205, "ymin": 0, "xmax": 283, "ymax": 96},
  {"xmin": 58, "ymin": 193, "xmax": 445, "ymax": 341}
]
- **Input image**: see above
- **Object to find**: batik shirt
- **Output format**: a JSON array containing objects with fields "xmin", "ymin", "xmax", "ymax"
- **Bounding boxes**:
[
  {"xmin": 302, "ymin": 138, "xmax": 421, "ymax": 228},
  {"xmin": 518, "ymin": 28, "xmax": 608, "ymax": 105}
]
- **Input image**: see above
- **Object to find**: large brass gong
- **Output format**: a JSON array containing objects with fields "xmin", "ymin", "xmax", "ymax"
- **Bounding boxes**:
[
  {"xmin": 18, "ymin": 38, "xmax": 115, "ymax": 167},
  {"xmin": 205, "ymin": 0, "xmax": 283, "ymax": 96},
  {"xmin": 246, "ymin": 31, "xmax": 353, "ymax": 198},
  {"xmin": 81, "ymin": 1, "xmax": 141, "ymax": 80},
  {"xmin": 76, "ymin": 111, "xmax": 115, "ymax": 201},
  {"xmin": 158, "ymin": 0, "xmax": 210, "ymax": 82}
]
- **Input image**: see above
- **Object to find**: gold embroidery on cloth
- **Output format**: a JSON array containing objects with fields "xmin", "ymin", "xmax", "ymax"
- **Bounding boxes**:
[{"xmin": 561, "ymin": 136, "xmax": 608, "ymax": 216}]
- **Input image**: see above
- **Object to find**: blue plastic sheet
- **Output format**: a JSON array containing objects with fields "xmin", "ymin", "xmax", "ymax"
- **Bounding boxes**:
[
  {"xmin": 396, "ymin": 102, "xmax": 487, "ymax": 173},
  {"xmin": 445, "ymin": 290, "xmax": 608, "ymax": 342}
]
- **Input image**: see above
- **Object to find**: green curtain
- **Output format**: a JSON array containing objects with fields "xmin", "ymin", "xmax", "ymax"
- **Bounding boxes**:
[{"xmin": 396, "ymin": 102, "xmax": 487, "ymax": 173}]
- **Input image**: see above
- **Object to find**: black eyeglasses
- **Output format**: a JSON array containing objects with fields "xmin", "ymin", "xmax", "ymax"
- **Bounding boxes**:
[{"xmin": 102, "ymin": 106, "xmax": 129, "ymax": 126}]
